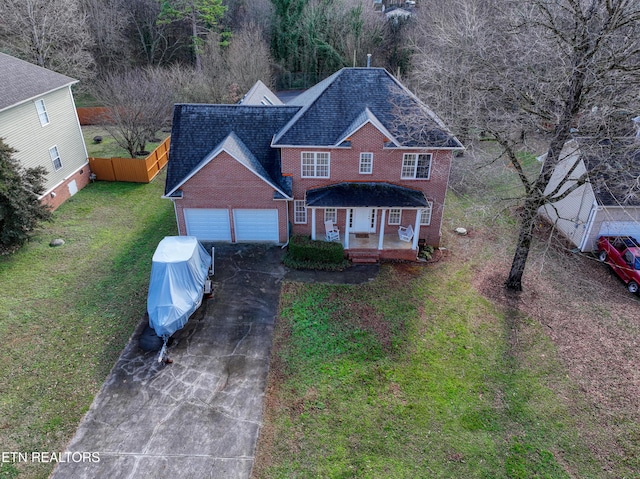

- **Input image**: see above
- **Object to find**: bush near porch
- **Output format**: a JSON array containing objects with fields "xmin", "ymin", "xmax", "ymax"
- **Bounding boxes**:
[{"xmin": 283, "ymin": 235, "xmax": 349, "ymax": 271}]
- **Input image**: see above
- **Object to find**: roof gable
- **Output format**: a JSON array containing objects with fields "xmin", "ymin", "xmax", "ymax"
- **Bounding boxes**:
[
  {"xmin": 166, "ymin": 132, "xmax": 290, "ymax": 198},
  {"xmin": 165, "ymin": 104, "xmax": 300, "ymax": 196},
  {"xmin": 335, "ymin": 108, "xmax": 400, "ymax": 147},
  {"xmin": 0, "ymin": 53, "xmax": 77, "ymax": 112},
  {"xmin": 273, "ymin": 68, "xmax": 462, "ymax": 149},
  {"xmin": 573, "ymin": 137, "xmax": 640, "ymax": 206},
  {"xmin": 238, "ymin": 80, "xmax": 284, "ymax": 106}
]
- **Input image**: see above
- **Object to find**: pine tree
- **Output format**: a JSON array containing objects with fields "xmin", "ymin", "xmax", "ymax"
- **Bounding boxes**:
[{"xmin": 0, "ymin": 139, "xmax": 52, "ymax": 254}]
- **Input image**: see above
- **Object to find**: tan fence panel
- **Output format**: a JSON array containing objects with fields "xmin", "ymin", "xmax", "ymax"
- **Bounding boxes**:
[
  {"xmin": 111, "ymin": 157, "xmax": 151, "ymax": 182},
  {"xmin": 88, "ymin": 157, "xmax": 117, "ymax": 181},
  {"xmin": 88, "ymin": 136, "xmax": 170, "ymax": 183}
]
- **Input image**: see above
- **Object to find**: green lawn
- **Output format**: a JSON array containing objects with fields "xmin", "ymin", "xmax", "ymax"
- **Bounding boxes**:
[
  {"xmin": 82, "ymin": 126, "xmax": 169, "ymax": 159},
  {"xmin": 252, "ymin": 142, "xmax": 637, "ymax": 479},
  {"xmin": 253, "ymin": 251, "xmax": 604, "ymax": 478},
  {"xmin": 0, "ymin": 172, "xmax": 176, "ymax": 479}
]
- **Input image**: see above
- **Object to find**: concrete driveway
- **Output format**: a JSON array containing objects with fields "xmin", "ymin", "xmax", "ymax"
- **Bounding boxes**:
[{"xmin": 51, "ymin": 244, "xmax": 287, "ymax": 479}]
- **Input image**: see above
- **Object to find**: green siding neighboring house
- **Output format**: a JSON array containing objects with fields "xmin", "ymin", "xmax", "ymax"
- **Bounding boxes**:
[{"xmin": 0, "ymin": 53, "xmax": 89, "ymax": 210}]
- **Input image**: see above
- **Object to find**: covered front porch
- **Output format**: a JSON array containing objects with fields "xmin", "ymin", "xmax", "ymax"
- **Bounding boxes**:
[{"xmin": 305, "ymin": 182, "xmax": 429, "ymax": 262}]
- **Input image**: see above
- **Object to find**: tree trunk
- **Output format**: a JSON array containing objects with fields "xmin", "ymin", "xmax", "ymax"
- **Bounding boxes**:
[
  {"xmin": 191, "ymin": 7, "xmax": 202, "ymax": 71},
  {"xmin": 505, "ymin": 197, "xmax": 540, "ymax": 291}
]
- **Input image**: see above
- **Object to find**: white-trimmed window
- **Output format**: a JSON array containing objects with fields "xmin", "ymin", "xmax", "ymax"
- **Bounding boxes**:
[
  {"xmin": 324, "ymin": 208, "xmax": 337, "ymax": 223},
  {"xmin": 359, "ymin": 152, "xmax": 373, "ymax": 174},
  {"xmin": 294, "ymin": 200, "xmax": 307, "ymax": 223},
  {"xmin": 388, "ymin": 208, "xmax": 401, "ymax": 225},
  {"xmin": 49, "ymin": 146, "xmax": 62, "ymax": 171},
  {"xmin": 420, "ymin": 202, "xmax": 433, "ymax": 225},
  {"xmin": 401, "ymin": 153, "xmax": 432, "ymax": 179},
  {"xmin": 301, "ymin": 152, "xmax": 330, "ymax": 178},
  {"xmin": 35, "ymin": 99, "xmax": 49, "ymax": 126}
]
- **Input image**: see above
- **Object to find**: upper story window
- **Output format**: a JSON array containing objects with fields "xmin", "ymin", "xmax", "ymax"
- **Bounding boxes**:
[
  {"xmin": 294, "ymin": 199, "xmax": 307, "ymax": 224},
  {"xmin": 49, "ymin": 146, "xmax": 63, "ymax": 171},
  {"xmin": 401, "ymin": 153, "xmax": 432, "ymax": 179},
  {"xmin": 35, "ymin": 99, "xmax": 49, "ymax": 126},
  {"xmin": 301, "ymin": 152, "xmax": 330, "ymax": 178},
  {"xmin": 359, "ymin": 152, "xmax": 373, "ymax": 174}
]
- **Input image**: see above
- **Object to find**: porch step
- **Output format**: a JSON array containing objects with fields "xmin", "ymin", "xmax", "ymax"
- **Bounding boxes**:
[{"xmin": 348, "ymin": 251, "xmax": 380, "ymax": 264}]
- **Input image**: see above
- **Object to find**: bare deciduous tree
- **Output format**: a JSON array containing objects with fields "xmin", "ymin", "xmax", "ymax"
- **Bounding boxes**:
[
  {"xmin": 411, "ymin": 0, "xmax": 640, "ymax": 291},
  {"xmin": 223, "ymin": 24, "xmax": 274, "ymax": 97},
  {"xmin": 0, "ymin": 0, "xmax": 94, "ymax": 79},
  {"xmin": 92, "ymin": 68, "xmax": 175, "ymax": 158},
  {"xmin": 81, "ymin": 0, "xmax": 132, "ymax": 72}
]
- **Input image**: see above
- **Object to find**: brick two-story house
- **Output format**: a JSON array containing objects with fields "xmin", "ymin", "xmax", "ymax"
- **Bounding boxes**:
[{"xmin": 164, "ymin": 68, "xmax": 463, "ymax": 261}]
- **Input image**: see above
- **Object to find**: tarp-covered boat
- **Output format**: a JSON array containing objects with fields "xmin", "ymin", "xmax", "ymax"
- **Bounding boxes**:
[{"xmin": 147, "ymin": 236, "xmax": 212, "ymax": 343}]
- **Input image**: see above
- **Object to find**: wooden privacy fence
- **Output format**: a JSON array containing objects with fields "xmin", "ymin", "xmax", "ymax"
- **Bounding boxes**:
[
  {"xmin": 77, "ymin": 107, "xmax": 110, "ymax": 125},
  {"xmin": 89, "ymin": 137, "xmax": 170, "ymax": 183}
]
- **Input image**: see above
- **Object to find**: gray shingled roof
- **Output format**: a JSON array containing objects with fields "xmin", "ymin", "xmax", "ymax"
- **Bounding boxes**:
[
  {"xmin": 165, "ymin": 104, "xmax": 300, "ymax": 196},
  {"xmin": 166, "ymin": 68, "xmax": 463, "ymax": 197},
  {"xmin": 576, "ymin": 137, "xmax": 640, "ymax": 207},
  {"xmin": 273, "ymin": 68, "xmax": 463, "ymax": 149},
  {"xmin": 305, "ymin": 182, "xmax": 428, "ymax": 208},
  {"xmin": 0, "ymin": 53, "xmax": 77, "ymax": 112}
]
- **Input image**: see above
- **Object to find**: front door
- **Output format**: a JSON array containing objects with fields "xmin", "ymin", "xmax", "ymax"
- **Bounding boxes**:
[{"xmin": 352, "ymin": 208, "xmax": 376, "ymax": 233}]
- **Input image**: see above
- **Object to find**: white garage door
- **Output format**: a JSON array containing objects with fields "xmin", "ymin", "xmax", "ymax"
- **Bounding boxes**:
[
  {"xmin": 234, "ymin": 209, "xmax": 279, "ymax": 242},
  {"xmin": 599, "ymin": 221, "xmax": 640, "ymax": 240},
  {"xmin": 183, "ymin": 208, "xmax": 231, "ymax": 241}
]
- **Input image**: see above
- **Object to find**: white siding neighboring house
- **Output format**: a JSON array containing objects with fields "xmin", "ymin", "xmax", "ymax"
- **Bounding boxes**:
[
  {"xmin": 0, "ymin": 53, "xmax": 89, "ymax": 210},
  {"xmin": 539, "ymin": 137, "xmax": 640, "ymax": 252}
]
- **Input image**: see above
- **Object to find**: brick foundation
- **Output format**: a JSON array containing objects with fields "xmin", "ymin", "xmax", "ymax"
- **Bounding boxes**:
[{"xmin": 40, "ymin": 164, "xmax": 92, "ymax": 211}]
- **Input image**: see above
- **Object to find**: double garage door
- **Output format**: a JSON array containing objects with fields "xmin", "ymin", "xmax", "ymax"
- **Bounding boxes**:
[{"xmin": 183, "ymin": 208, "xmax": 279, "ymax": 242}]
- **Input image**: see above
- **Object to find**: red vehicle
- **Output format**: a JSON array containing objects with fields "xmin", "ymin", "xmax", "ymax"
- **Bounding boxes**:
[{"xmin": 596, "ymin": 236, "xmax": 640, "ymax": 294}]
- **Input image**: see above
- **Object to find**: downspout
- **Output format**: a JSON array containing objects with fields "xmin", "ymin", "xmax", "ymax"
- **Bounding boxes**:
[
  {"xmin": 580, "ymin": 202, "xmax": 599, "ymax": 252},
  {"xmin": 172, "ymin": 198, "xmax": 182, "ymax": 236},
  {"xmin": 281, "ymin": 199, "xmax": 291, "ymax": 249}
]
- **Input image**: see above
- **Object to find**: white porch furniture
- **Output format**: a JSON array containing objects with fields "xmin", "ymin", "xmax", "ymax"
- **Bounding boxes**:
[
  {"xmin": 325, "ymin": 221, "xmax": 340, "ymax": 241},
  {"xmin": 398, "ymin": 224, "xmax": 414, "ymax": 242}
]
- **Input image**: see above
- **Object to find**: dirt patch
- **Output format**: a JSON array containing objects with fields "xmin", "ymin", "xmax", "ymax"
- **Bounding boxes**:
[{"xmin": 468, "ymin": 227, "xmax": 640, "ymax": 469}]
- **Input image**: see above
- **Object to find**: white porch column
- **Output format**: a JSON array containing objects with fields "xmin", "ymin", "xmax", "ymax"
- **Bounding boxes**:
[
  {"xmin": 311, "ymin": 208, "xmax": 316, "ymax": 240},
  {"xmin": 378, "ymin": 209, "xmax": 386, "ymax": 250},
  {"xmin": 412, "ymin": 209, "xmax": 421, "ymax": 250},
  {"xmin": 344, "ymin": 208, "xmax": 350, "ymax": 249}
]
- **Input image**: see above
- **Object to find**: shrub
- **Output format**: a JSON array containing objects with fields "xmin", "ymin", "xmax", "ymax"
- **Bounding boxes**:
[
  {"xmin": 283, "ymin": 235, "xmax": 350, "ymax": 270},
  {"xmin": 418, "ymin": 244, "xmax": 435, "ymax": 261}
]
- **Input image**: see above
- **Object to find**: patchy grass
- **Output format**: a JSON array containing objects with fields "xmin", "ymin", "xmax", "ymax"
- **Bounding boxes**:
[
  {"xmin": 82, "ymin": 126, "xmax": 169, "ymax": 159},
  {"xmin": 0, "ymin": 171, "xmax": 176, "ymax": 478},
  {"xmin": 253, "ymin": 138, "xmax": 640, "ymax": 478},
  {"xmin": 253, "ymin": 256, "xmax": 604, "ymax": 478}
]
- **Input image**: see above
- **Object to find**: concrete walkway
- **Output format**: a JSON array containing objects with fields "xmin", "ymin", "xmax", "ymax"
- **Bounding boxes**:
[{"xmin": 51, "ymin": 244, "xmax": 379, "ymax": 479}]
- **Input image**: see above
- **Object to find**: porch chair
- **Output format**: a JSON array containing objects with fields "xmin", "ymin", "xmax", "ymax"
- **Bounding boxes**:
[
  {"xmin": 325, "ymin": 221, "xmax": 340, "ymax": 242},
  {"xmin": 398, "ymin": 224, "xmax": 414, "ymax": 242}
]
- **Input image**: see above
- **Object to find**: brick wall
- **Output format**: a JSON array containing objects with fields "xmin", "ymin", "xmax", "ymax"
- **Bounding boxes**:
[
  {"xmin": 280, "ymin": 123, "xmax": 453, "ymax": 246},
  {"xmin": 174, "ymin": 151, "xmax": 289, "ymax": 243},
  {"xmin": 40, "ymin": 164, "xmax": 92, "ymax": 211}
]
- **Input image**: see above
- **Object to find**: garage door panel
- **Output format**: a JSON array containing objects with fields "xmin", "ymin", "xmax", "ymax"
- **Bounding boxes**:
[
  {"xmin": 234, "ymin": 209, "xmax": 279, "ymax": 242},
  {"xmin": 184, "ymin": 208, "xmax": 231, "ymax": 241}
]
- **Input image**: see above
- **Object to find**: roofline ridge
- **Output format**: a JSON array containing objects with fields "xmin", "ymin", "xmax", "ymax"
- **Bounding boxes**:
[{"xmin": 272, "ymin": 69, "xmax": 346, "ymax": 144}]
